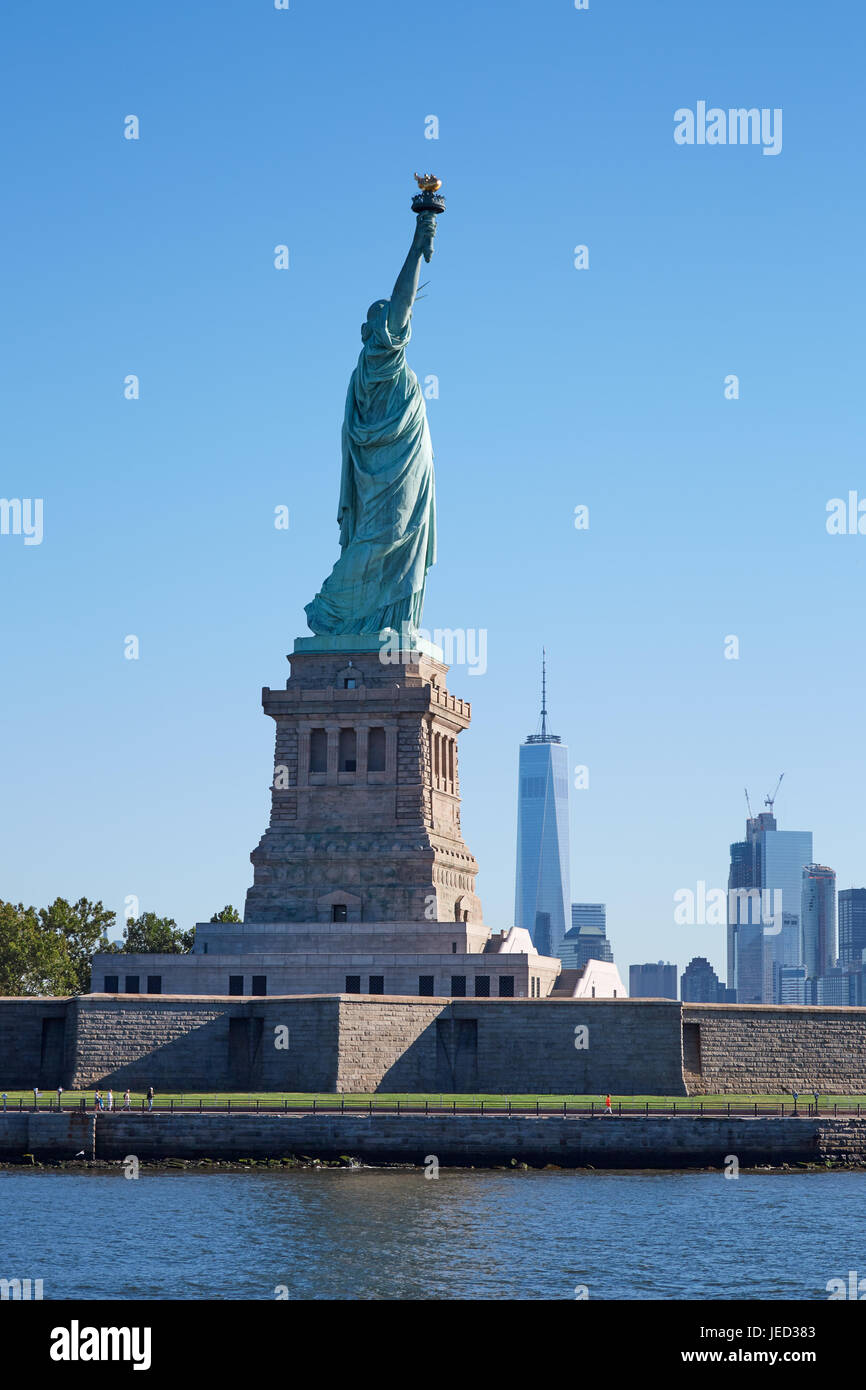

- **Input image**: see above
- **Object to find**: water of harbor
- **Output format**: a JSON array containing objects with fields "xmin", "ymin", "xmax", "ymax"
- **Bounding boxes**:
[{"xmin": 1, "ymin": 1168, "xmax": 862, "ymax": 1300}]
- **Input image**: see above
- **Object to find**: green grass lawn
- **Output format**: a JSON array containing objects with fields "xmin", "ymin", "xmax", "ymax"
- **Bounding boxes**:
[{"xmin": 3, "ymin": 1089, "xmax": 865, "ymax": 1109}]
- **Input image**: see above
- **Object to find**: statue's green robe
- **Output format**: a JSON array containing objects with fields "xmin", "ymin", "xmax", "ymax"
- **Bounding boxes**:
[{"xmin": 304, "ymin": 302, "xmax": 436, "ymax": 635}]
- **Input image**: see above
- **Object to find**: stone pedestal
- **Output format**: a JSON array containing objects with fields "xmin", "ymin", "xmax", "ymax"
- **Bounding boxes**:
[{"xmin": 243, "ymin": 643, "xmax": 484, "ymax": 925}]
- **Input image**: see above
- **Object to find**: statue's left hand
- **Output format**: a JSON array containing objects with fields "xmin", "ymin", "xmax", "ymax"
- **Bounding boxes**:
[{"xmin": 414, "ymin": 211, "xmax": 437, "ymax": 262}]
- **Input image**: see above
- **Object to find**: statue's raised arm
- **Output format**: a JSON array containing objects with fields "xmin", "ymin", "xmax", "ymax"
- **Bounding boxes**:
[
  {"xmin": 388, "ymin": 212, "xmax": 437, "ymax": 336},
  {"xmin": 303, "ymin": 182, "xmax": 442, "ymax": 641}
]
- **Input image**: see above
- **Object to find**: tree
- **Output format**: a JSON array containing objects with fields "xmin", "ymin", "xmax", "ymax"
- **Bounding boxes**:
[
  {"xmin": 38, "ymin": 897, "xmax": 117, "ymax": 994},
  {"xmin": 209, "ymin": 905, "xmax": 241, "ymax": 923},
  {"xmin": 0, "ymin": 901, "xmax": 76, "ymax": 996},
  {"xmin": 120, "ymin": 912, "xmax": 195, "ymax": 954}
]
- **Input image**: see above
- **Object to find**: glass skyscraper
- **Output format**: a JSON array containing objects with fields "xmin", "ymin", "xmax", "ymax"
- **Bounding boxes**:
[
  {"xmin": 838, "ymin": 888, "xmax": 866, "ymax": 967},
  {"xmin": 777, "ymin": 963, "xmax": 809, "ymax": 1004},
  {"xmin": 727, "ymin": 807, "xmax": 812, "ymax": 1003},
  {"xmin": 764, "ymin": 834, "xmax": 814, "ymax": 966},
  {"xmin": 571, "ymin": 903, "xmax": 606, "ymax": 933},
  {"xmin": 514, "ymin": 654, "xmax": 570, "ymax": 958},
  {"xmin": 801, "ymin": 864, "xmax": 837, "ymax": 980}
]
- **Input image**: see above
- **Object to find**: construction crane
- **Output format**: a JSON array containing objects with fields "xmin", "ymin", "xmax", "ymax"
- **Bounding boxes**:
[
  {"xmin": 744, "ymin": 788, "xmax": 754, "ymax": 819},
  {"xmin": 765, "ymin": 773, "xmax": 785, "ymax": 813}
]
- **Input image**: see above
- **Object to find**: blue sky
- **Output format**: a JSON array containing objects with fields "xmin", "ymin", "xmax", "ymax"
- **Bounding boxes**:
[{"xmin": 2, "ymin": 0, "xmax": 865, "ymax": 984}]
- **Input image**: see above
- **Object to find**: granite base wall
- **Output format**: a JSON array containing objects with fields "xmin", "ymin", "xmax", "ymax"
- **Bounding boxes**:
[
  {"xmin": 335, "ymin": 999, "xmax": 445, "ymax": 1092},
  {"xmin": 682, "ymin": 1004, "xmax": 866, "ymax": 1094},
  {"xmin": 332, "ymin": 998, "xmax": 686, "ymax": 1095},
  {"xmin": 459, "ymin": 1000, "xmax": 685, "ymax": 1095},
  {"xmin": 0, "ymin": 996, "xmax": 688, "ymax": 1095},
  {"xmin": 3, "ymin": 996, "xmax": 866, "ymax": 1096},
  {"xmin": 66, "ymin": 996, "xmax": 341, "ymax": 1091}
]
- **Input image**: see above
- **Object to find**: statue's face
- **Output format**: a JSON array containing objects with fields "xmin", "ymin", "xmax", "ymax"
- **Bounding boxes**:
[{"xmin": 361, "ymin": 300, "xmax": 388, "ymax": 341}]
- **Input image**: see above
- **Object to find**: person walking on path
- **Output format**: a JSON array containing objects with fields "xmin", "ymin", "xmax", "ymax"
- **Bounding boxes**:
[
  {"xmin": 107, "ymin": 1089, "xmax": 114, "ymax": 1112},
  {"xmin": 123, "ymin": 1088, "xmax": 131, "ymax": 1111},
  {"xmin": 604, "ymin": 1094, "xmax": 613, "ymax": 1116},
  {"xmin": 147, "ymin": 1086, "xmax": 154, "ymax": 1113},
  {"xmin": 94, "ymin": 1090, "xmax": 103, "ymax": 1112}
]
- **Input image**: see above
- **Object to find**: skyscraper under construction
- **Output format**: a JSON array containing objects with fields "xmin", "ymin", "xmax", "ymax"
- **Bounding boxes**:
[{"xmin": 727, "ymin": 784, "xmax": 812, "ymax": 1003}]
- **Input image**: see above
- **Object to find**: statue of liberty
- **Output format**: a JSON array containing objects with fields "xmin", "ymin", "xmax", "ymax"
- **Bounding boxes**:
[{"xmin": 304, "ymin": 190, "xmax": 440, "ymax": 638}]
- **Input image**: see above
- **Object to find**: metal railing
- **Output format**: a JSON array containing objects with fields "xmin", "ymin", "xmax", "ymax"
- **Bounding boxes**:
[{"xmin": 2, "ymin": 1095, "xmax": 863, "ymax": 1118}]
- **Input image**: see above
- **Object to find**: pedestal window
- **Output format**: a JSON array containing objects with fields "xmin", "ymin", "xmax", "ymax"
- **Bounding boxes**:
[{"xmin": 309, "ymin": 728, "xmax": 327, "ymax": 773}]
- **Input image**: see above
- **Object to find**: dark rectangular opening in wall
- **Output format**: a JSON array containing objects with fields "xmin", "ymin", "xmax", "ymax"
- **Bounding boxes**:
[
  {"xmin": 229, "ymin": 975, "xmax": 244, "ymax": 996},
  {"xmin": 124, "ymin": 976, "xmax": 140, "ymax": 994},
  {"xmin": 454, "ymin": 1019, "xmax": 478, "ymax": 1089},
  {"xmin": 683, "ymin": 1021, "xmax": 702, "ymax": 1075},
  {"xmin": 435, "ymin": 1017, "xmax": 478, "ymax": 1090},
  {"xmin": 309, "ymin": 728, "xmax": 327, "ymax": 773},
  {"xmin": 474, "ymin": 975, "xmax": 490, "ymax": 997},
  {"xmin": 229, "ymin": 1017, "xmax": 250, "ymax": 1088},
  {"xmin": 147, "ymin": 976, "xmax": 162, "ymax": 995},
  {"xmin": 103, "ymin": 975, "xmax": 118, "ymax": 994},
  {"xmin": 498, "ymin": 976, "xmax": 514, "ymax": 998},
  {"xmin": 419, "ymin": 975, "xmax": 435, "ymax": 996},
  {"xmin": 368, "ymin": 975, "xmax": 384, "ymax": 995},
  {"xmin": 251, "ymin": 975, "xmax": 267, "ymax": 996},
  {"xmin": 345, "ymin": 975, "xmax": 361, "ymax": 993},
  {"xmin": 339, "ymin": 728, "xmax": 356, "ymax": 772},
  {"xmin": 332, "ymin": 903, "xmax": 348, "ymax": 923},
  {"xmin": 39, "ymin": 1018, "xmax": 65, "ymax": 1088},
  {"xmin": 368, "ymin": 726, "xmax": 386, "ymax": 772},
  {"xmin": 450, "ymin": 975, "xmax": 466, "ymax": 997}
]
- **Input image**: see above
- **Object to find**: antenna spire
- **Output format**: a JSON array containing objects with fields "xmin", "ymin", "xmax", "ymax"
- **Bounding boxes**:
[{"xmin": 524, "ymin": 649, "xmax": 560, "ymax": 744}]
